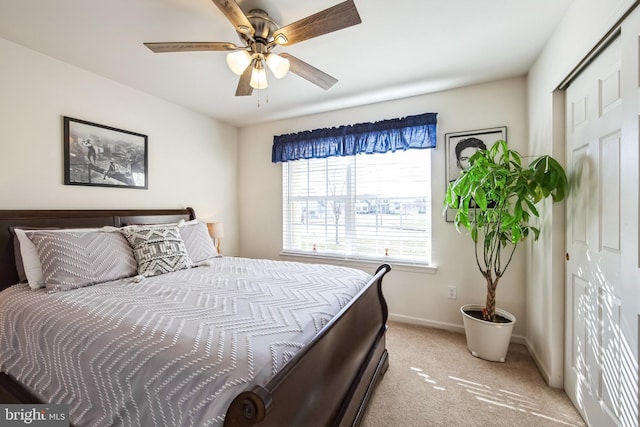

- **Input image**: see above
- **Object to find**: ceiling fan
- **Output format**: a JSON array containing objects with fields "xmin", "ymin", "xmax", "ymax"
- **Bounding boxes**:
[{"xmin": 144, "ymin": 0, "xmax": 361, "ymax": 96}]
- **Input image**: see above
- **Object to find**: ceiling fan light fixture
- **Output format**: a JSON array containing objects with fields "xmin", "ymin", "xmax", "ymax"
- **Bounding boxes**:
[
  {"xmin": 266, "ymin": 53, "xmax": 290, "ymax": 79},
  {"xmin": 145, "ymin": 0, "xmax": 360, "ymax": 96},
  {"xmin": 226, "ymin": 50, "xmax": 252, "ymax": 75},
  {"xmin": 250, "ymin": 61, "xmax": 268, "ymax": 89}
]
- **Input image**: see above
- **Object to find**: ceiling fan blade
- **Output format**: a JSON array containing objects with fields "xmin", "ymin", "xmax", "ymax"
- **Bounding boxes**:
[
  {"xmin": 280, "ymin": 53, "xmax": 337, "ymax": 90},
  {"xmin": 144, "ymin": 42, "xmax": 238, "ymax": 53},
  {"xmin": 235, "ymin": 66, "xmax": 254, "ymax": 96},
  {"xmin": 272, "ymin": 0, "xmax": 361, "ymax": 46},
  {"xmin": 211, "ymin": 0, "xmax": 255, "ymax": 36}
]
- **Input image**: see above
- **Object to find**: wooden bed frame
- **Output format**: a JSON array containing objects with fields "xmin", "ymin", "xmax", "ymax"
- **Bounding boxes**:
[{"xmin": 0, "ymin": 207, "xmax": 391, "ymax": 427}]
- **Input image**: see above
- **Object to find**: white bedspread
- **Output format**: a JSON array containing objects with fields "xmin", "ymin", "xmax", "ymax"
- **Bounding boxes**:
[{"xmin": 0, "ymin": 257, "xmax": 371, "ymax": 427}]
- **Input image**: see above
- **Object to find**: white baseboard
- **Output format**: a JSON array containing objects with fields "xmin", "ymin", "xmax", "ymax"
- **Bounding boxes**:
[
  {"xmin": 388, "ymin": 313, "xmax": 465, "ymax": 334},
  {"xmin": 524, "ymin": 338, "xmax": 563, "ymax": 388},
  {"xmin": 388, "ymin": 312, "xmax": 527, "ymax": 345}
]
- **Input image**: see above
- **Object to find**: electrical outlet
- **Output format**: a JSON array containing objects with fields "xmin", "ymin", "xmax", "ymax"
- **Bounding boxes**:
[{"xmin": 447, "ymin": 285, "xmax": 457, "ymax": 299}]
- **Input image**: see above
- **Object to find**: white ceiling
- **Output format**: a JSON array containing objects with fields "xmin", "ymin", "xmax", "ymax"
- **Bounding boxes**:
[{"xmin": 0, "ymin": 0, "xmax": 573, "ymax": 127}]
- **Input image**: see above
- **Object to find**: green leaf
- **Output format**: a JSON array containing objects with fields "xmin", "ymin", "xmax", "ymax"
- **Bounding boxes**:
[
  {"xmin": 524, "ymin": 198, "xmax": 539, "ymax": 217},
  {"xmin": 531, "ymin": 226, "xmax": 540, "ymax": 240},
  {"xmin": 511, "ymin": 225, "xmax": 521, "ymax": 243},
  {"xmin": 514, "ymin": 202, "xmax": 523, "ymax": 221},
  {"xmin": 458, "ymin": 210, "xmax": 470, "ymax": 230},
  {"xmin": 474, "ymin": 187, "xmax": 488, "ymax": 211}
]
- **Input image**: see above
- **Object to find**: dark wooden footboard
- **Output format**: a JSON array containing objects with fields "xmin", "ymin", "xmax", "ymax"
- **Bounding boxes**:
[{"xmin": 224, "ymin": 263, "xmax": 391, "ymax": 427}]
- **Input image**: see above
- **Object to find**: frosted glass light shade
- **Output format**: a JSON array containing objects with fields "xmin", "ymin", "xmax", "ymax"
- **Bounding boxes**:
[
  {"xmin": 250, "ymin": 65, "xmax": 268, "ymax": 89},
  {"xmin": 266, "ymin": 53, "xmax": 290, "ymax": 79},
  {"xmin": 226, "ymin": 50, "xmax": 251, "ymax": 75}
]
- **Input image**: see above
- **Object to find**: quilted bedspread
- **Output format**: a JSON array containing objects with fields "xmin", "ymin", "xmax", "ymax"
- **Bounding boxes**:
[{"xmin": 0, "ymin": 257, "xmax": 372, "ymax": 426}]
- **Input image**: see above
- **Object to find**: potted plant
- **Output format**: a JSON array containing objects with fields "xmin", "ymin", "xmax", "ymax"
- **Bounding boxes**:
[{"xmin": 444, "ymin": 140, "xmax": 568, "ymax": 362}]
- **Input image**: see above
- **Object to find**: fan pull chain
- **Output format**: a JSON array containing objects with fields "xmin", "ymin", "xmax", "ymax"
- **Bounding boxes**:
[{"xmin": 256, "ymin": 88, "xmax": 270, "ymax": 108}]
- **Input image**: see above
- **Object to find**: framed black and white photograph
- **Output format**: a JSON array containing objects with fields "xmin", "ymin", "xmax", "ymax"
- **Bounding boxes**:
[
  {"xmin": 445, "ymin": 126, "xmax": 506, "ymax": 222},
  {"xmin": 64, "ymin": 116, "xmax": 148, "ymax": 189}
]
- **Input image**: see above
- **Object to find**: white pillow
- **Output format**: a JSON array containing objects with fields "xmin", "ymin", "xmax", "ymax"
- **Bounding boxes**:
[
  {"xmin": 179, "ymin": 221, "xmax": 219, "ymax": 263},
  {"xmin": 14, "ymin": 227, "xmax": 116, "ymax": 289},
  {"xmin": 124, "ymin": 219, "xmax": 193, "ymax": 228},
  {"xmin": 13, "ymin": 228, "xmax": 45, "ymax": 289}
]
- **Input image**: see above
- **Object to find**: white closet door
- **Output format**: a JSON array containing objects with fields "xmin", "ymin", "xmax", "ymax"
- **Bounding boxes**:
[{"xmin": 565, "ymin": 10, "xmax": 640, "ymax": 426}]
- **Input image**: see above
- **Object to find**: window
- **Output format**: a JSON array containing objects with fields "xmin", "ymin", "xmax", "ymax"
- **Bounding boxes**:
[
  {"xmin": 274, "ymin": 112, "xmax": 437, "ymax": 265},
  {"xmin": 283, "ymin": 149, "xmax": 432, "ymax": 264}
]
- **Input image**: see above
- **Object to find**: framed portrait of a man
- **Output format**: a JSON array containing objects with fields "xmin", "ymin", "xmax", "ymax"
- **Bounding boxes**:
[{"xmin": 445, "ymin": 126, "xmax": 506, "ymax": 222}]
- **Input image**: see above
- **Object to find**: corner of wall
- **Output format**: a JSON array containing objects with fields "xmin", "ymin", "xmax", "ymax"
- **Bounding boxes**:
[{"xmin": 525, "ymin": 337, "xmax": 563, "ymax": 387}]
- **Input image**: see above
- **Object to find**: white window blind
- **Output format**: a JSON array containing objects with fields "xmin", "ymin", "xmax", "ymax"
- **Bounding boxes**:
[{"xmin": 283, "ymin": 149, "xmax": 431, "ymax": 264}]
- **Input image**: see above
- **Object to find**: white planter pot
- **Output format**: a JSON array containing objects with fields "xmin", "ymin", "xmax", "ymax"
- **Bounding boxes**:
[{"xmin": 460, "ymin": 304, "xmax": 516, "ymax": 363}]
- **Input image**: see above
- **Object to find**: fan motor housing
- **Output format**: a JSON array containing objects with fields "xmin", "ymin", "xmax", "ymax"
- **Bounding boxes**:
[{"xmin": 240, "ymin": 9, "xmax": 279, "ymax": 44}]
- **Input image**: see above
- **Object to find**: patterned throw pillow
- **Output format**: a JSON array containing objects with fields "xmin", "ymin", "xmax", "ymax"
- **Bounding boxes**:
[
  {"xmin": 179, "ymin": 222, "xmax": 218, "ymax": 264},
  {"xmin": 27, "ymin": 230, "xmax": 138, "ymax": 293},
  {"xmin": 122, "ymin": 225, "xmax": 192, "ymax": 277}
]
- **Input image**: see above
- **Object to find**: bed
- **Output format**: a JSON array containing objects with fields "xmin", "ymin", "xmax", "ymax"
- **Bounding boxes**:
[{"xmin": 0, "ymin": 207, "xmax": 391, "ymax": 427}]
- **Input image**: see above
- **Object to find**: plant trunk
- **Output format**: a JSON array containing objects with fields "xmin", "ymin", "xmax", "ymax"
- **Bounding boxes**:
[{"xmin": 484, "ymin": 275, "xmax": 499, "ymax": 322}]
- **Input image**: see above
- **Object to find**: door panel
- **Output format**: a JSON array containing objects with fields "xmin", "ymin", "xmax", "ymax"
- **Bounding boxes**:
[
  {"xmin": 600, "ymin": 131, "xmax": 621, "ymax": 252},
  {"xmin": 565, "ymin": 35, "xmax": 622, "ymax": 427}
]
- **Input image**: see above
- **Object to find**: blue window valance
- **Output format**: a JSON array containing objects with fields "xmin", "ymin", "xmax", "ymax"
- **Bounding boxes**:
[{"xmin": 272, "ymin": 112, "xmax": 437, "ymax": 163}]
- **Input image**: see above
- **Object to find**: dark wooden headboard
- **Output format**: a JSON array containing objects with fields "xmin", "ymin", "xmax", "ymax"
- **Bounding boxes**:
[{"xmin": 0, "ymin": 207, "xmax": 196, "ymax": 291}]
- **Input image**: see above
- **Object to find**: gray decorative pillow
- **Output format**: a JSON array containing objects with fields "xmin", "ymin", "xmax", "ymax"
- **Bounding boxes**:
[
  {"xmin": 122, "ymin": 225, "xmax": 192, "ymax": 277},
  {"xmin": 180, "ymin": 222, "xmax": 218, "ymax": 264},
  {"xmin": 27, "ymin": 230, "xmax": 138, "ymax": 293}
]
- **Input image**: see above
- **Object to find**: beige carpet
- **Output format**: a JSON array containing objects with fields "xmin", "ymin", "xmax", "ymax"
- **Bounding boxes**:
[{"xmin": 361, "ymin": 321, "xmax": 586, "ymax": 427}]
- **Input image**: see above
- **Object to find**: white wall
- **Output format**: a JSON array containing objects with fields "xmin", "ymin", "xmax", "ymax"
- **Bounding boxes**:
[
  {"xmin": 238, "ymin": 77, "xmax": 529, "ymax": 336},
  {"xmin": 526, "ymin": 0, "xmax": 636, "ymax": 387},
  {"xmin": 0, "ymin": 38, "xmax": 240, "ymax": 255}
]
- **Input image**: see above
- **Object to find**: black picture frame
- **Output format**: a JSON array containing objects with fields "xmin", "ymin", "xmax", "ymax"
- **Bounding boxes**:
[
  {"xmin": 63, "ymin": 116, "xmax": 148, "ymax": 189},
  {"xmin": 445, "ymin": 126, "xmax": 507, "ymax": 222}
]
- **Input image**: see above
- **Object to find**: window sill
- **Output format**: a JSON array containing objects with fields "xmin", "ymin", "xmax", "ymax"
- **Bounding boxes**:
[{"xmin": 279, "ymin": 250, "xmax": 438, "ymax": 274}]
